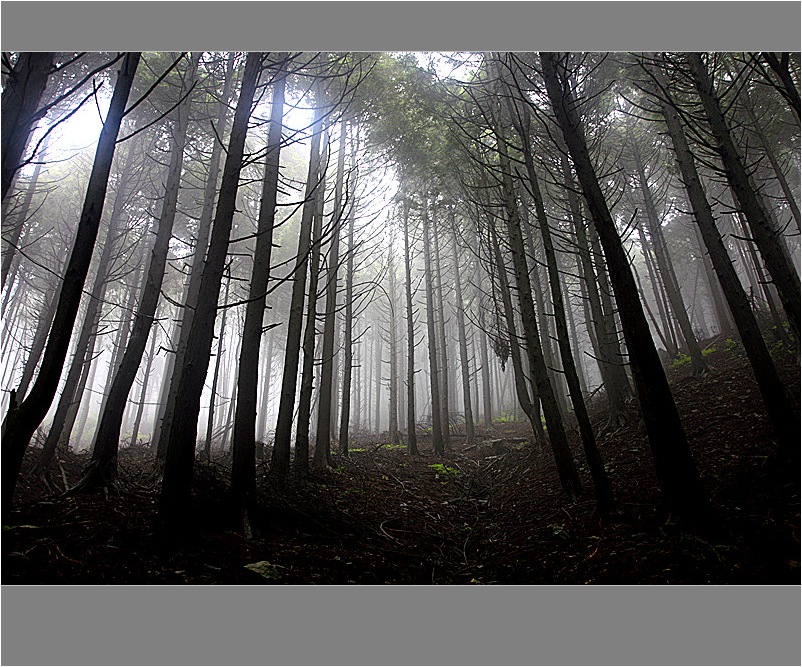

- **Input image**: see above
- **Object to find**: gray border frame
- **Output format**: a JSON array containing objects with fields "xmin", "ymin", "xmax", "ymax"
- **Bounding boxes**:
[
  {"xmin": 2, "ymin": 2, "xmax": 800, "ymax": 665},
  {"xmin": 1, "ymin": 1, "xmax": 801, "ymax": 52}
]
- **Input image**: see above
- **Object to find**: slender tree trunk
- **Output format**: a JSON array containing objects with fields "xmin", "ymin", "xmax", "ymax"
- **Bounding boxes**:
[
  {"xmin": 80, "ymin": 54, "xmax": 199, "ymax": 489},
  {"xmin": 274, "ymin": 91, "xmax": 324, "ymax": 479},
  {"xmin": 513, "ymin": 111, "xmax": 612, "ymax": 512},
  {"xmin": 315, "ymin": 118, "xmax": 347, "ymax": 462},
  {"xmin": 491, "ymin": 105, "xmax": 582, "ymax": 499},
  {"xmin": 130, "ymin": 331, "xmax": 157, "ymax": 447},
  {"xmin": 2, "ymin": 135, "xmax": 49, "ymax": 288},
  {"xmin": 338, "ymin": 190, "xmax": 357, "ymax": 455},
  {"xmin": 488, "ymin": 223, "xmax": 544, "ymax": 447},
  {"xmin": 374, "ymin": 333, "xmax": 383, "ymax": 433},
  {"xmin": 432, "ymin": 218, "xmax": 451, "ymax": 447},
  {"xmin": 35, "ymin": 132, "xmax": 140, "ymax": 477},
  {"xmin": 632, "ymin": 142, "xmax": 707, "ymax": 373},
  {"xmin": 154, "ymin": 52, "xmax": 236, "ymax": 459},
  {"xmin": 229, "ymin": 61, "xmax": 286, "ymax": 510},
  {"xmin": 687, "ymin": 53, "xmax": 801, "ymax": 339},
  {"xmin": 205, "ymin": 273, "xmax": 230, "ymax": 459},
  {"xmin": 256, "ymin": 332, "xmax": 274, "ymax": 444},
  {"xmin": 1, "ymin": 52, "xmax": 53, "ymax": 201},
  {"xmin": 542, "ymin": 52, "xmax": 713, "ymax": 528},
  {"xmin": 15, "ymin": 275, "xmax": 60, "ymax": 399},
  {"xmin": 421, "ymin": 196, "xmax": 445, "ymax": 455},
  {"xmin": 72, "ymin": 348, "xmax": 100, "ymax": 448},
  {"xmin": 659, "ymin": 76, "xmax": 800, "ymax": 461},
  {"xmin": 158, "ymin": 52, "xmax": 261, "ymax": 539},
  {"xmin": 402, "ymin": 202, "xmax": 418, "ymax": 454},
  {"xmin": 635, "ymin": 225, "xmax": 675, "ymax": 353},
  {"xmin": 691, "ymin": 221, "xmax": 735, "ymax": 336},
  {"xmin": 562, "ymin": 154, "xmax": 631, "ymax": 424},
  {"xmin": 387, "ymin": 245, "xmax": 401, "ymax": 443},
  {"xmin": 450, "ymin": 219, "xmax": 476, "ymax": 446},
  {"xmin": 2, "ymin": 53, "xmax": 139, "ymax": 514},
  {"xmin": 478, "ymin": 300, "xmax": 493, "ymax": 429},
  {"xmin": 302, "ymin": 130, "xmax": 327, "ymax": 470}
]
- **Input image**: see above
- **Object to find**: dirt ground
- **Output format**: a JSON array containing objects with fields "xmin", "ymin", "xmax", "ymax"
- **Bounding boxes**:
[{"xmin": 3, "ymin": 340, "xmax": 799, "ymax": 584}]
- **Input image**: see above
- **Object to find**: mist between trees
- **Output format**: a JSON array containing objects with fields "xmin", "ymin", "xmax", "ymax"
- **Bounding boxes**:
[{"xmin": 1, "ymin": 51, "xmax": 799, "ymax": 544}]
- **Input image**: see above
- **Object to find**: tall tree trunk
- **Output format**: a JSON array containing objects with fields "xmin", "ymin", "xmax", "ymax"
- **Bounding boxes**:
[
  {"xmin": 205, "ymin": 272, "xmax": 230, "ymax": 459},
  {"xmin": 158, "ymin": 52, "xmax": 261, "ymax": 539},
  {"xmin": 421, "ymin": 196, "xmax": 445, "ymax": 455},
  {"xmin": 432, "ymin": 217, "xmax": 451, "ymax": 448},
  {"xmin": 2, "ymin": 53, "xmax": 139, "ymax": 514},
  {"xmin": 402, "ymin": 201, "xmax": 418, "ymax": 454},
  {"xmin": 744, "ymin": 92, "xmax": 800, "ymax": 231},
  {"xmin": 515, "ymin": 115, "xmax": 613, "ymax": 513},
  {"xmin": 72, "ymin": 347, "xmax": 100, "ymax": 448},
  {"xmin": 80, "ymin": 53, "xmax": 199, "ymax": 490},
  {"xmin": 256, "ymin": 332, "xmax": 274, "ymax": 444},
  {"xmin": 659, "ymin": 74, "xmax": 800, "ymax": 462},
  {"xmin": 491, "ymin": 106, "xmax": 582, "ymax": 499},
  {"xmin": 450, "ymin": 218, "xmax": 475, "ymax": 446},
  {"xmin": 542, "ymin": 52, "xmax": 713, "ymax": 528},
  {"xmin": 302, "ymin": 129, "xmax": 327, "ymax": 470},
  {"xmin": 632, "ymin": 140, "xmax": 707, "ymax": 373},
  {"xmin": 315, "ymin": 118, "xmax": 347, "ymax": 462},
  {"xmin": 229, "ymin": 60, "xmax": 286, "ymax": 510},
  {"xmin": 338, "ymin": 185, "xmax": 357, "ymax": 455},
  {"xmin": 154, "ymin": 52, "xmax": 236, "ymax": 459},
  {"xmin": 635, "ymin": 224, "xmax": 676, "ymax": 353},
  {"xmin": 488, "ymin": 223, "xmax": 544, "ymax": 447},
  {"xmin": 374, "ymin": 333, "xmax": 383, "ymax": 433},
  {"xmin": 562, "ymin": 154, "xmax": 632, "ymax": 424},
  {"xmin": 35, "ymin": 129, "xmax": 140, "ymax": 477},
  {"xmin": 761, "ymin": 52, "xmax": 801, "ymax": 120},
  {"xmin": 15, "ymin": 273, "xmax": 60, "ymax": 399},
  {"xmin": 478, "ymin": 298, "xmax": 493, "ymax": 429},
  {"xmin": 2, "ymin": 134, "xmax": 49, "ymax": 288},
  {"xmin": 1, "ymin": 52, "xmax": 53, "ymax": 201},
  {"xmin": 274, "ymin": 89, "xmax": 324, "ymax": 480},
  {"xmin": 687, "ymin": 53, "xmax": 801, "ymax": 340},
  {"xmin": 129, "ymin": 330, "xmax": 157, "ymax": 447},
  {"xmin": 387, "ymin": 243, "xmax": 401, "ymax": 444}
]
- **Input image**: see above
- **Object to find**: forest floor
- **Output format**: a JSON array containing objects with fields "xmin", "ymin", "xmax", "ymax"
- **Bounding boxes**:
[{"xmin": 3, "ymin": 338, "xmax": 800, "ymax": 584}]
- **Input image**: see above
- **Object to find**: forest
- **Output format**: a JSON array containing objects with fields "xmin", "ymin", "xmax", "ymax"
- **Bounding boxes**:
[{"xmin": 1, "ymin": 51, "xmax": 799, "ymax": 585}]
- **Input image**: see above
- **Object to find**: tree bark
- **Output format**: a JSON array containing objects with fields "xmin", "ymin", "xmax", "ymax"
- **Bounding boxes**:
[
  {"xmin": 632, "ymin": 139, "xmax": 707, "ymax": 373},
  {"xmin": 561, "ymin": 153, "xmax": 632, "ymax": 424},
  {"xmin": 154, "ymin": 52, "xmax": 236, "ymax": 460},
  {"xmin": 229, "ymin": 60, "xmax": 286, "ymax": 507},
  {"xmin": 516, "ymin": 117, "xmax": 613, "ymax": 514},
  {"xmin": 301, "ymin": 129, "xmax": 327, "ymax": 470},
  {"xmin": 1, "ymin": 52, "xmax": 53, "ymax": 201},
  {"xmin": 421, "ymin": 196, "xmax": 445, "ymax": 455},
  {"xmin": 491, "ymin": 100, "xmax": 582, "ymax": 499},
  {"xmin": 2, "ymin": 53, "xmax": 139, "ymax": 514},
  {"xmin": 687, "ymin": 53, "xmax": 801, "ymax": 340},
  {"xmin": 402, "ymin": 201, "xmax": 418, "ymax": 454},
  {"xmin": 542, "ymin": 52, "xmax": 713, "ymax": 528},
  {"xmin": 659, "ymin": 71, "xmax": 800, "ymax": 461},
  {"xmin": 2, "ymin": 134, "xmax": 49, "ymax": 288},
  {"xmin": 80, "ymin": 53, "xmax": 199, "ymax": 490},
  {"xmin": 450, "ymin": 216, "xmax": 476, "ymax": 446},
  {"xmin": 158, "ymin": 52, "xmax": 261, "ymax": 539},
  {"xmin": 274, "ymin": 90, "xmax": 324, "ymax": 479},
  {"xmin": 315, "ymin": 118, "xmax": 347, "ymax": 462}
]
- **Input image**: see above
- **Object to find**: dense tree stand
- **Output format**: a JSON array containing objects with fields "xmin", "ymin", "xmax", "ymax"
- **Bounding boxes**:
[{"xmin": 2, "ymin": 49, "xmax": 796, "ymax": 575}]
